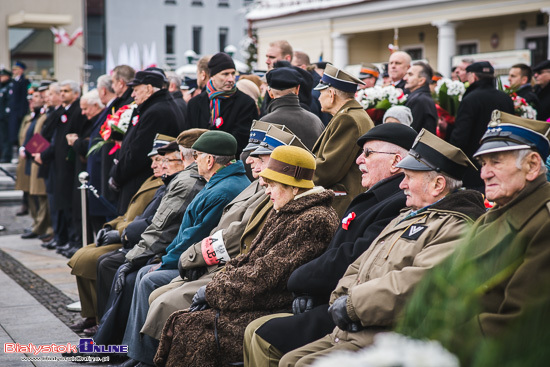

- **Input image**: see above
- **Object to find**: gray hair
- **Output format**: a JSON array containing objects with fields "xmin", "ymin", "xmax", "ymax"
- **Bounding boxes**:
[
  {"xmin": 331, "ymin": 87, "xmax": 355, "ymax": 100},
  {"xmin": 48, "ymin": 82, "xmax": 61, "ymax": 94},
  {"xmin": 112, "ymin": 65, "xmax": 136, "ymax": 84},
  {"xmin": 168, "ymin": 75, "xmax": 182, "ymax": 87},
  {"xmin": 424, "ymin": 170, "xmax": 463, "ymax": 192},
  {"xmin": 97, "ymin": 74, "xmax": 114, "ymax": 93},
  {"xmin": 60, "ymin": 80, "xmax": 80, "ymax": 95},
  {"xmin": 179, "ymin": 146, "xmax": 194, "ymax": 160},
  {"xmin": 81, "ymin": 89, "xmax": 104, "ymax": 108},
  {"xmin": 515, "ymin": 148, "xmax": 548, "ymax": 175}
]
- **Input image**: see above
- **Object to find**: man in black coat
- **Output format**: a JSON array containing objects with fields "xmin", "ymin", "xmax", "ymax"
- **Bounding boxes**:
[
  {"xmin": 449, "ymin": 61, "xmax": 514, "ymax": 191},
  {"xmin": 109, "ymin": 70, "xmax": 181, "ymax": 214},
  {"xmin": 36, "ymin": 80, "xmax": 87, "ymax": 249},
  {"xmin": 186, "ymin": 52, "xmax": 258, "ymax": 155},
  {"xmin": 7, "ymin": 61, "xmax": 30, "ymax": 162},
  {"xmin": 508, "ymin": 63, "xmax": 539, "ymax": 108},
  {"xmin": 533, "ymin": 60, "xmax": 550, "ymax": 121},
  {"xmin": 243, "ymin": 124, "xmax": 417, "ymax": 366},
  {"xmin": 404, "ymin": 61, "xmax": 437, "ymax": 133}
]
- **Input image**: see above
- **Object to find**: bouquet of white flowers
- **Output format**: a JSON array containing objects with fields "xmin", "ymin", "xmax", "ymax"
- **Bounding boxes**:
[
  {"xmin": 434, "ymin": 78, "xmax": 466, "ymax": 117},
  {"xmin": 356, "ymin": 85, "xmax": 407, "ymax": 123}
]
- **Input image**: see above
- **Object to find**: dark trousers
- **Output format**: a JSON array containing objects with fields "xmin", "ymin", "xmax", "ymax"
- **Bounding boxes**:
[{"xmin": 96, "ymin": 250, "xmax": 127, "ymax": 319}]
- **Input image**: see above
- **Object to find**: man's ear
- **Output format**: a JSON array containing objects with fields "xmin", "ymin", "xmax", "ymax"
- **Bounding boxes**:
[
  {"xmin": 267, "ymin": 88, "xmax": 275, "ymax": 99},
  {"xmin": 389, "ymin": 154, "xmax": 403, "ymax": 174},
  {"xmin": 525, "ymin": 152, "xmax": 543, "ymax": 181},
  {"xmin": 431, "ymin": 175, "xmax": 447, "ymax": 197}
]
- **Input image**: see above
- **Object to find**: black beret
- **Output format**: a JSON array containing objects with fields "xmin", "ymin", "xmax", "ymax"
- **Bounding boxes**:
[
  {"xmin": 127, "ymin": 71, "xmax": 166, "ymax": 88},
  {"xmin": 144, "ymin": 66, "xmax": 167, "ymax": 76},
  {"xmin": 532, "ymin": 60, "xmax": 550, "ymax": 73},
  {"xmin": 266, "ymin": 67, "xmax": 302, "ymax": 89},
  {"xmin": 357, "ymin": 123, "xmax": 417, "ymax": 151},
  {"xmin": 192, "ymin": 131, "xmax": 237, "ymax": 156},
  {"xmin": 208, "ymin": 52, "xmax": 236, "ymax": 77},
  {"xmin": 466, "ymin": 61, "xmax": 494, "ymax": 75}
]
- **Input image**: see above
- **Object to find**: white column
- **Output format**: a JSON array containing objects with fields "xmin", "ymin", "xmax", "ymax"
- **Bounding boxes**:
[
  {"xmin": 542, "ymin": 8, "xmax": 550, "ymax": 59},
  {"xmin": 331, "ymin": 32, "xmax": 349, "ymax": 68},
  {"xmin": 431, "ymin": 20, "xmax": 458, "ymax": 79}
]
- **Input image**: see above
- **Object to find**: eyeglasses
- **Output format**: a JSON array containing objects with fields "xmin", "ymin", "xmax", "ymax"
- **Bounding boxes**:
[
  {"xmin": 192, "ymin": 152, "xmax": 199, "ymax": 160},
  {"xmin": 362, "ymin": 148, "xmax": 397, "ymax": 158},
  {"xmin": 162, "ymin": 158, "xmax": 182, "ymax": 164}
]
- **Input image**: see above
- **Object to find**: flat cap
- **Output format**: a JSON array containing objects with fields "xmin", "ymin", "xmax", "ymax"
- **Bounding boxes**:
[
  {"xmin": 176, "ymin": 128, "xmax": 208, "ymax": 149},
  {"xmin": 358, "ymin": 63, "xmax": 380, "ymax": 79},
  {"xmin": 208, "ymin": 52, "xmax": 235, "ymax": 77},
  {"xmin": 148, "ymin": 134, "xmax": 176, "ymax": 157},
  {"xmin": 192, "ymin": 130, "xmax": 237, "ymax": 156},
  {"xmin": 128, "ymin": 70, "xmax": 167, "ymax": 88},
  {"xmin": 357, "ymin": 123, "xmax": 417, "ymax": 151},
  {"xmin": 243, "ymin": 120, "xmax": 283, "ymax": 152},
  {"xmin": 532, "ymin": 60, "xmax": 550, "ymax": 73},
  {"xmin": 266, "ymin": 67, "xmax": 302, "ymax": 90},
  {"xmin": 466, "ymin": 61, "xmax": 494, "ymax": 75},
  {"xmin": 251, "ymin": 124, "xmax": 310, "ymax": 156},
  {"xmin": 396, "ymin": 129, "xmax": 476, "ymax": 180},
  {"xmin": 314, "ymin": 63, "xmax": 364, "ymax": 92},
  {"xmin": 474, "ymin": 110, "xmax": 550, "ymax": 160}
]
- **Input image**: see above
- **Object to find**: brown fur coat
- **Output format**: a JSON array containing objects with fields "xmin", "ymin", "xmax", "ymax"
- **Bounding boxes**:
[{"xmin": 154, "ymin": 189, "xmax": 339, "ymax": 367}]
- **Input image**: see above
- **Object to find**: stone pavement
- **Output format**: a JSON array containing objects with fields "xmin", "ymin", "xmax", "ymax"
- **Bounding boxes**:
[{"xmin": 0, "ymin": 211, "xmax": 116, "ymax": 366}]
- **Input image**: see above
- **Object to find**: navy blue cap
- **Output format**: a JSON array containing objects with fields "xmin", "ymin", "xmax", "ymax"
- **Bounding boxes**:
[
  {"xmin": 266, "ymin": 67, "xmax": 302, "ymax": 89},
  {"xmin": 13, "ymin": 61, "xmax": 26, "ymax": 70},
  {"xmin": 357, "ymin": 123, "xmax": 417, "ymax": 151},
  {"xmin": 243, "ymin": 120, "xmax": 282, "ymax": 152},
  {"xmin": 314, "ymin": 64, "xmax": 364, "ymax": 93}
]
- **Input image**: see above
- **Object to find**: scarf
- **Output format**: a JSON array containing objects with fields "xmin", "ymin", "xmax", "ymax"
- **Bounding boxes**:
[{"xmin": 206, "ymin": 79, "xmax": 237, "ymax": 128}]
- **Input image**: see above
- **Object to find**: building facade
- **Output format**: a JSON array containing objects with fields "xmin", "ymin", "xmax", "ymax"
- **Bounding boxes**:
[{"xmin": 248, "ymin": 0, "xmax": 550, "ymax": 77}]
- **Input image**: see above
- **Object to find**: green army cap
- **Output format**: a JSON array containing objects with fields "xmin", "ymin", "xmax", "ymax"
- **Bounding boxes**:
[
  {"xmin": 191, "ymin": 130, "xmax": 237, "ymax": 156},
  {"xmin": 314, "ymin": 63, "xmax": 365, "ymax": 93},
  {"xmin": 474, "ymin": 110, "xmax": 550, "ymax": 160},
  {"xmin": 251, "ymin": 124, "xmax": 312, "ymax": 157},
  {"xmin": 148, "ymin": 134, "xmax": 176, "ymax": 157},
  {"xmin": 243, "ymin": 120, "xmax": 284, "ymax": 152},
  {"xmin": 396, "ymin": 129, "xmax": 476, "ymax": 180}
]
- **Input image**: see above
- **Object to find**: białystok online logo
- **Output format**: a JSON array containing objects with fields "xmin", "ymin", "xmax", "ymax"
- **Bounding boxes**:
[{"xmin": 79, "ymin": 339, "xmax": 128, "ymax": 353}]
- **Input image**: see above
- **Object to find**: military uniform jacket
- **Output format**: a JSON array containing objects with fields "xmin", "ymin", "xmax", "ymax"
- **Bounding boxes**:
[
  {"xmin": 329, "ymin": 189, "xmax": 485, "ymax": 346},
  {"xmin": 312, "ymin": 99, "xmax": 373, "ymax": 217},
  {"xmin": 29, "ymin": 112, "xmax": 48, "ymax": 195},
  {"xmin": 125, "ymin": 163, "xmax": 205, "ymax": 267},
  {"xmin": 464, "ymin": 175, "xmax": 550, "ymax": 337},
  {"xmin": 179, "ymin": 179, "xmax": 266, "ymax": 273}
]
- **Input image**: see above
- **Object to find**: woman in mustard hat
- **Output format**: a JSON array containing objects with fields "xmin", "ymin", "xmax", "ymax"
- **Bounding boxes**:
[{"xmin": 155, "ymin": 145, "xmax": 339, "ymax": 367}]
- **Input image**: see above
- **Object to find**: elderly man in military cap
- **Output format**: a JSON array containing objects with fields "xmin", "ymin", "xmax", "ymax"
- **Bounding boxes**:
[
  {"xmin": 358, "ymin": 63, "xmax": 379, "ymax": 89},
  {"xmin": 109, "ymin": 70, "xmax": 182, "ymax": 215},
  {"xmin": 312, "ymin": 63, "xmax": 374, "ymax": 217},
  {"xmin": 243, "ymin": 123, "xmax": 417, "ymax": 367},
  {"xmin": 280, "ymin": 129, "xmax": 486, "ymax": 367},
  {"xmin": 262, "ymin": 67, "xmax": 324, "ymax": 149},
  {"xmin": 396, "ymin": 111, "xmax": 550, "ymax": 363},
  {"xmin": 186, "ymin": 52, "xmax": 259, "ymax": 155},
  {"xmin": 449, "ymin": 61, "xmax": 514, "ymax": 191}
]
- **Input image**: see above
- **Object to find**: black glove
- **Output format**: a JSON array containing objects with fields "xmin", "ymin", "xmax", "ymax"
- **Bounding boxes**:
[
  {"xmin": 292, "ymin": 295, "xmax": 314, "ymax": 315},
  {"xmin": 99, "ymin": 230, "xmax": 120, "ymax": 246},
  {"xmin": 181, "ymin": 267, "xmax": 207, "ymax": 281},
  {"xmin": 189, "ymin": 285, "xmax": 210, "ymax": 312},
  {"xmin": 328, "ymin": 296, "xmax": 359, "ymax": 332},
  {"xmin": 113, "ymin": 262, "xmax": 135, "ymax": 294},
  {"xmin": 95, "ymin": 226, "xmax": 112, "ymax": 246},
  {"xmin": 108, "ymin": 177, "xmax": 120, "ymax": 192}
]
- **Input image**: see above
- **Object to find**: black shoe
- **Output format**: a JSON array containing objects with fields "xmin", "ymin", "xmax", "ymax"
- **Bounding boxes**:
[
  {"xmin": 42, "ymin": 239, "xmax": 58, "ymax": 249},
  {"xmin": 21, "ymin": 231, "xmax": 39, "ymax": 239},
  {"xmin": 55, "ymin": 243, "xmax": 72, "ymax": 253},
  {"xmin": 16, "ymin": 209, "xmax": 29, "ymax": 216},
  {"xmin": 39, "ymin": 233, "xmax": 54, "ymax": 242},
  {"xmin": 62, "ymin": 246, "xmax": 80, "ymax": 258}
]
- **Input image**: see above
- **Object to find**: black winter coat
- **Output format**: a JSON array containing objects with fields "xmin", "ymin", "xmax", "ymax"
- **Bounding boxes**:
[
  {"xmin": 535, "ymin": 83, "xmax": 550, "ymax": 121},
  {"xmin": 406, "ymin": 85, "xmax": 437, "ymax": 134},
  {"xmin": 186, "ymin": 89, "xmax": 258, "ymax": 156},
  {"xmin": 258, "ymin": 174, "xmax": 407, "ymax": 354},
  {"xmin": 111, "ymin": 89, "xmax": 181, "ymax": 214},
  {"xmin": 516, "ymin": 84, "xmax": 539, "ymax": 110},
  {"xmin": 450, "ymin": 78, "xmax": 514, "ymax": 189},
  {"xmin": 41, "ymin": 99, "xmax": 87, "ymax": 209}
]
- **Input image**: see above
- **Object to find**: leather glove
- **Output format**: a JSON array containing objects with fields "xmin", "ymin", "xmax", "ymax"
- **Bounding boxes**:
[
  {"xmin": 181, "ymin": 267, "xmax": 207, "ymax": 281},
  {"xmin": 99, "ymin": 230, "xmax": 121, "ymax": 246},
  {"xmin": 292, "ymin": 295, "xmax": 314, "ymax": 315},
  {"xmin": 113, "ymin": 262, "xmax": 135, "ymax": 294},
  {"xmin": 108, "ymin": 177, "xmax": 120, "ymax": 192},
  {"xmin": 189, "ymin": 285, "xmax": 210, "ymax": 312},
  {"xmin": 95, "ymin": 226, "xmax": 112, "ymax": 246},
  {"xmin": 328, "ymin": 296, "xmax": 359, "ymax": 332}
]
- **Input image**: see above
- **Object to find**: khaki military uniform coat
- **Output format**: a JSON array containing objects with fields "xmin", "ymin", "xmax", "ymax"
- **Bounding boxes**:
[
  {"xmin": 14, "ymin": 115, "xmax": 32, "ymax": 191},
  {"xmin": 312, "ymin": 99, "xmax": 373, "ymax": 217},
  {"xmin": 29, "ymin": 113, "xmax": 48, "ymax": 195}
]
